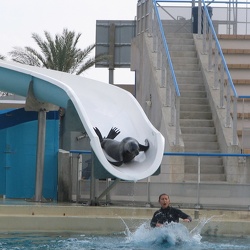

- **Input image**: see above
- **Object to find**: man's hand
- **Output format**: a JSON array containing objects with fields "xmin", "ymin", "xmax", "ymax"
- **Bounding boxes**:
[{"xmin": 156, "ymin": 222, "xmax": 163, "ymax": 227}]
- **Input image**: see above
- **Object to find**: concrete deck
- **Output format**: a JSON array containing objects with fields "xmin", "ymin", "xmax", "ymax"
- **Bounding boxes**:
[{"xmin": 0, "ymin": 199, "xmax": 250, "ymax": 237}]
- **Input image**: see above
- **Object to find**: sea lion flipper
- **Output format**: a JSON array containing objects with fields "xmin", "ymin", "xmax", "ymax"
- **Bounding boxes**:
[
  {"xmin": 106, "ymin": 127, "xmax": 121, "ymax": 139},
  {"xmin": 108, "ymin": 160, "xmax": 123, "ymax": 167},
  {"xmin": 93, "ymin": 127, "xmax": 103, "ymax": 142},
  {"xmin": 139, "ymin": 139, "xmax": 150, "ymax": 152}
]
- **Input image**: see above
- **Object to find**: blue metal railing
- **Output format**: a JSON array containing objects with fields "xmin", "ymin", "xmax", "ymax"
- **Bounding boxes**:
[
  {"xmin": 199, "ymin": 0, "xmax": 239, "ymax": 144},
  {"xmin": 202, "ymin": 0, "xmax": 237, "ymax": 98},
  {"xmin": 153, "ymin": 0, "xmax": 180, "ymax": 97},
  {"xmin": 136, "ymin": 0, "xmax": 181, "ymax": 144},
  {"xmin": 71, "ymin": 150, "xmax": 250, "ymax": 157},
  {"xmin": 70, "ymin": 149, "xmax": 250, "ymax": 207}
]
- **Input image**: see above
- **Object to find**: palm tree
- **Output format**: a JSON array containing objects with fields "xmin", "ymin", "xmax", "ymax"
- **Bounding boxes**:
[{"xmin": 9, "ymin": 28, "xmax": 107, "ymax": 75}]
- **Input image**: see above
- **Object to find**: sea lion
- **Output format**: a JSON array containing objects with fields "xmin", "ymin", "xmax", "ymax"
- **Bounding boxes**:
[{"xmin": 94, "ymin": 127, "xmax": 150, "ymax": 166}]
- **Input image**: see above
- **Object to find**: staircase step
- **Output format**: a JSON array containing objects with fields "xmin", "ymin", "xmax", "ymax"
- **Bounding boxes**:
[
  {"xmin": 184, "ymin": 173, "xmax": 226, "ymax": 182},
  {"xmin": 185, "ymin": 148, "xmax": 220, "ymax": 153},
  {"xmin": 176, "ymin": 75, "xmax": 204, "ymax": 86},
  {"xmin": 175, "ymin": 70, "xmax": 202, "ymax": 77},
  {"xmin": 174, "ymin": 64, "xmax": 200, "ymax": 71},
  {"xmin": 182, "ymin": 134, "xmax": 217, "ymax": 142},
  {"xmin": 184, "ymin": 141, "xmax": 219, "ymax": 150},
  {"xmin": 169, "ymin": 44, "xmax": 196, "ymax": 51},
  {"xmin": 170, "ymin": 51, "xmax": 197, "ymax": 57},
  {"xmin": 223, "ymin": 54, "xmax": 250, "ymax": 64},
  {"xmin": 230, "ymin": 69, "xmax": 250, "ymax": 79},
  {"xmin": 179, "ymin": 84, "xmax": 205, "ymax": 91},
  {"xmin": 230, "ymin": 79, "xmax": 250, "ymax": 85},
  {"xmin": 172, "ymin": 57, "xmax": 198, "ymax": 64},
  {"xmin": 168, "ymin": 32, "xmax": 224, "ymax": 181},
  {"xmin": 167, "ymin": 37, "xmax": 194, "ymax": 45},
  {"xmin": 185, "ymin": 165, "xmax": 224, "ymax": 174},
  {"xmin": 185, "ymin": 157, "xmax": 223, "ymax": 165},
  {"xmin": 180, "ymin": 112, "xmax": 212, "ymax": 119},
  {"xmin": 180, "ymin": 119, "xmax": 214, "ymax": 127},
  {"xmin": 218, "ymin": 34, "xmax": 250, "ymax": 40},
  {"xmin": 219, "ymin": 63, "xmax": 250, "ymax": 70},
  {"xmin": 180, "ymin": 104, "xmax": 211, "ymax": 112},
  {"xmin": 215, "ymin": 48, "xmax": 250, "ymax": 55},
  {"xmin": 180, "ymin": 98, "xmax": 208, "ymax": 105},
  {"xmin": 181, "ymin": 91, "xmax": 207, "ymax": 98},
  {"xmin": 181, "ymin": 127, "xmax": 216, "ymax": 134}
]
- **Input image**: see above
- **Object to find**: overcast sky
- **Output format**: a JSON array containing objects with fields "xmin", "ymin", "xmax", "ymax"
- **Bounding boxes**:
[{"xmin": 0, "ymin": 0, "xmax": 137, "ymax": 84}]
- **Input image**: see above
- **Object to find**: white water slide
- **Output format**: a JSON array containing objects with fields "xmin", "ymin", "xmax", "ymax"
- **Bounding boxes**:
[{"xmin": 0, "ymin": 60, "xmax": 165, "ymax": 181}]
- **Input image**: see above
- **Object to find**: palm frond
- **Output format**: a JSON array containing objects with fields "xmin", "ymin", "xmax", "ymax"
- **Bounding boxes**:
[{"xmin": 9, "ymin": 28, "xmax": 109, "ymax": 75}]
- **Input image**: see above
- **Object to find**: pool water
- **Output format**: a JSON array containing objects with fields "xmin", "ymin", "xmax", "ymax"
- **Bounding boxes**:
[{"xmin": 0, "ymin": 220, "xmax": 250, "ymax": 249}]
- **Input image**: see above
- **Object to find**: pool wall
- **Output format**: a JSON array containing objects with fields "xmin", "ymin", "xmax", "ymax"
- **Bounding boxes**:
[{"xmin": 0, "ymin": 204, "xmax": 250, "ymax": 237}]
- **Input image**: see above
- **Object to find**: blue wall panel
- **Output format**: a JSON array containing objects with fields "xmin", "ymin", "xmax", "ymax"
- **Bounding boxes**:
[{"xmin": 0, "ymin": 109, "xmax": 59, "ymax": 200}]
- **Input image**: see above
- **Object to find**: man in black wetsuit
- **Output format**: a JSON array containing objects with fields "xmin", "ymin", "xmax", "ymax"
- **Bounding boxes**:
[{"xmin": 150, "ymin": 193, "xmax": 192, "ymax": 228}]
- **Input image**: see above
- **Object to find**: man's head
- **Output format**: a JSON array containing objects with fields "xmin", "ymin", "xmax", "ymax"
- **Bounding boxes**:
[{"xmin": 158, "ymin": 193, "xmax": 170, "ymax": 209}]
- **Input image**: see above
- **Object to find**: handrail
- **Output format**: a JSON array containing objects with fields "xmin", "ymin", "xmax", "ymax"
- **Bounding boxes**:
[
  {"xmin": 71, "ymin": 150, "xmax": 250, "ymax": 157},
  {"xmin": 153, "ymin": 0, "xmax": 180, "ymax": 97},
  {"xmin": 156, "ymin": 0, "xmax": 250, "ymax": 4},
  {"xmin": 201, "ymin": 0, "xmax": 238, "ymax": 98},
  {"xmin": 164, "ymin": 152, "xmax": 250, "ymax": 156},
  {"xmin": 137, "ymin": 0, "xmax": 181, "ymax": 144},
  {"xmin": 197, "ymin": 0, "xmax": 239, "ymax": 145},
  {"xmin": 238, "ymin": 96, "xmax": 250, "ymax": 99},
  {"xmin": 154, "ymin": 0, "xmax": 181, "ymax": 145}
]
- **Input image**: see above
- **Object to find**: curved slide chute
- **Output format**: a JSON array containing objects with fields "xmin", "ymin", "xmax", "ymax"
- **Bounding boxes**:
[{"xmin": 0, "ymin": 60, "xmax": 165, "ymax": 181}]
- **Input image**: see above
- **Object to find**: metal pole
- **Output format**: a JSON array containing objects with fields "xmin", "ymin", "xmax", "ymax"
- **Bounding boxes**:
[
  {"xmin": 214, "ymin": 46, "xmax": 219, "ymax": 89},
  {"xmin": 90, "ymin": 152, "xmax": 96, "ymax": 205},
  {"xmin": 34, "ymin": 109, "xmax": 46, "ymax": 202},
  {"xmin": 208, "ymin": 27, "xmax": 213, "ymax": 71},
  {"xmin": 146, "ymin": 177, "xmax": 151, "ymax": 207},
  {"xmin": 219, "ymin": 61, "xmax": 225, "ymax": 108},
  {"xmin": 106, "ymin": 178, "xmax": 111, "ymax": 204},
  {"xmin": 196, "ymin": 156, "xmax": 201, "ymax": 208},
  {"xmin": 76, "ymin": 154, "xmax": 82, "ymax": 203},
  {"xmin": 232, "ymin": 96, "xmax": 238, "ymax": 145},
  {"xmin": 198, "ymin": 0, "xmax": 202, "ymax": 36},
  {"xmin": 109, "ymin": 23, "xmax": 115, "ymax": 85},
  {"xmin": 175, "ymin": 96, "xmax": 180, "ymax": 145}
]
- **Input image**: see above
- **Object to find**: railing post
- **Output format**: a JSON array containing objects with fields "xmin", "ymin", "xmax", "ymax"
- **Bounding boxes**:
[
  {"xmin": 76, "ymin": 154, "xmax": 82, "ymax": 203},
  {"xmin": 225, "ymin": 77, "xmax": 231, "ymax": 128},
  {"xmin": 146, "ymin": 177, "xmax": 152, "ymax": 207},
  {"xmin": 165, "ymin": 66, "xmax": 171, "ymax": 107},
  {"xmin": 214, "ymin": 46, "xmax": 219, "ymax": 89},
  {"xmin": 142, "ymin": 0, "xmax": 146, "ymax": 32},
  {"xmin": 232, "ymin": 96, "xmax": 238, "ymax": 145},
  {"xmin": 137, "ymin": 1, "xmax": 141, "ymax": 35},
  {"xmin": 161, "ymin": 61, "xmax": 166, "ymax": 88},
  {"xmin": 208, "ymin": 26, "xmax": 213, "ymax": 71},
  {"xmin": 175, "ymin": 96, "xmax": 180, "ymax": 145},
  {"xmin": 90, "ymin": 151, "xmax": 96, "ymax": 205},
  {"xmin": 195, "ymin": 156, "xmax": 201, "ymax": 209},
  {"xmin": 170, "ymin": 84, "xmax": 175, "ymax": 126},
  {"xmin": 153, "ymin": 15, "xmax": 157, "ymax": 52},
  {"xmin": 202, "ymin": 9, "xmax": 207, "ymax": 54},
  {"xmin": 219, "ymin": 61, "xmax": 225, "ymax": 108},
  {"xmin": 156, "ymin": 38, "xmax": 162, "ymax": 70},
  {"xmin": 198, "ymin": 0, "xmax": 202, "ymax": 36},
  {"xmin": 148, "ymin": 0, "xmax": 153, "ymax": 36}
]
